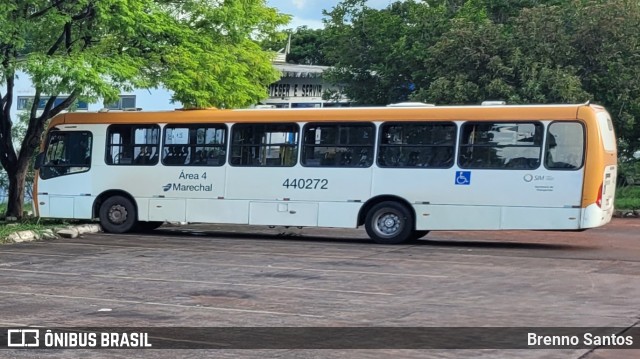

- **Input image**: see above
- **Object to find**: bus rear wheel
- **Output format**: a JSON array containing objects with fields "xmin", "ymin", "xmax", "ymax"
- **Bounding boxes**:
[
  {"xmin": 99, "ymin": 195, "xmax": 136, "ymax": 233},
  {"xmin": 365, "ymin": 201, "xmax": 413, "ymax": 244}
]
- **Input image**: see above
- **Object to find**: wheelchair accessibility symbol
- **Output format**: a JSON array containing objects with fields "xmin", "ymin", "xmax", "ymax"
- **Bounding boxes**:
[{"xmin": 455, "ymin": 171, "xmax": 471, "ymax": 185}]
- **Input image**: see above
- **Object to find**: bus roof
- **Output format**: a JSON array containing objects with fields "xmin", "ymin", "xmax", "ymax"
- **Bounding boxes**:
[{"xmin": 49, "ymin": 103, "xmax": 593, "ymax": 128}]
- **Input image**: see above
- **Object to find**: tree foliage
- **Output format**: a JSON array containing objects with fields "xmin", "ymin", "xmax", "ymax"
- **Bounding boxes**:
[
  {"xmin": 323, "ymin": 0, "xmax": 447, "ymax": 105},
  {"xmin": 0, "ymin": 0, "xmax": 289, "ymax": 218},
  {"xmin": 322, "ymin": 0, "xmax": 640, "ymax": 155}
]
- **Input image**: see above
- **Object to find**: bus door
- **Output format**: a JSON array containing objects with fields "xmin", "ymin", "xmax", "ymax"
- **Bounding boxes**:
[{"xmin": 36, "ymin": 130, "xmax": 94, "ymax": 219}]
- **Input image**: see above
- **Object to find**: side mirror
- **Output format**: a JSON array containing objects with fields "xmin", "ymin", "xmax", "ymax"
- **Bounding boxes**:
[{"xmin": 34, "ymin": 152, "xmax": 45, "ymax": 170}]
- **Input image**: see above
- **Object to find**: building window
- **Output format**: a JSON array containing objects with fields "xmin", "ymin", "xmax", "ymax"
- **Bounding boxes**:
[
  {"xmin": 106, "ymin": 125, "xmax": 160, "ymax": 165},
  {"xmin": 230, "ymin": 123, "xmax": 299, "ymax": 167},
  {"xmin": 163, "ymin": 124, "xmax": 227, "ymax": 166},
  {"xmin": 104, "ymin": 95, "xmax": 137, "ymax": 110},
  {"xmin": 378, "ymin": 122, "xmax": 456, "ymax": 168},
  {"xmin": 302, "ymin": 123, "xmax": 375, "ymax": 167},
  {"xmin": 458, "ymin": 122, "xmax": 543, "ymax": 169},
  {"xmin": 17, "ymin": 96, "xmax": 88, "ymax": 111},
  {"xmin": 291, "ymin": 103, "xmax": 321, "ymax": 108},
  {"xmin": 264, "ymin": 103, "xmax": 290, "ymax": 108}
]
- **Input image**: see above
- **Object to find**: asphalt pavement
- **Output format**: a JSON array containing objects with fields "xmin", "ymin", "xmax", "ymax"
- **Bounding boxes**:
[{"xmin": 0, "ymin": 219, "xmax": 639, "ymax": 358}]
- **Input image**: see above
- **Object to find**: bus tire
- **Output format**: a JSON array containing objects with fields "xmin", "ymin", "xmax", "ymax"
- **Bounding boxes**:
[
  {"xmin": 365, "ymin": 201, "xmax": 413, "ymax": 244},
  {"xmin": 99, "ymin": 195, "xmax": 136, "ymax": 233},
  {"xmin": 134, "ymin": 221, "xmax": 163, "ymax": 232}
]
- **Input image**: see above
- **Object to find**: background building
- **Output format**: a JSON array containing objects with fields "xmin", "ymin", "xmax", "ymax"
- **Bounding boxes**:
[
  {"xmin": 8, "ymin": 49, "xmax": 347, "ymax": 119},
  {"xmin": 261, "ymin": 54, "xmax": 349, "ymax": 108}
]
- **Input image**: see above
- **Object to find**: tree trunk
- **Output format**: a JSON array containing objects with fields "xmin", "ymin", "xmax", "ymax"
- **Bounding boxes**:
[
  {"xmin": 4, "ymin": 111, "xmax": 45, "ymax": 219},
  {"xmin": 6, "ymin": 162, "xmax": 28, "ymax": 219}
]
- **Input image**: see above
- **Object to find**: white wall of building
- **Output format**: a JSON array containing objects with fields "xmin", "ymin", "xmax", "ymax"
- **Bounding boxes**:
[{"xmin": 8, "ymin": 71, "xmax": 180, "ymax": 121}]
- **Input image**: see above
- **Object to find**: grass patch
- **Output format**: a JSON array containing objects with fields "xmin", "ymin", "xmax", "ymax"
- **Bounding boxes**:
[
  {"xmin": 1, "ymin": 201, "xmax": 88, "ymax": 244},
  {"xmin": 615, "ymin": 185, "xmax": 640, "ymax": 210},
  {"xmin": 0, "ymin": 217, "xmax": 78, "ymax": 244},
  {"xmin": 0, "ymin": 223, "xmax": 50, "ymax": 243}
]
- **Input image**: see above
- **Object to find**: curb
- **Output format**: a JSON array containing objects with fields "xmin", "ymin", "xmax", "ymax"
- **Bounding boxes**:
[
  {"xmin": 613, "ymin": 210, "xmax": 640, "ymax": 218},
  {"xmin": 5, "ymin": 224, "xmax": 102, "ymax": 244}
]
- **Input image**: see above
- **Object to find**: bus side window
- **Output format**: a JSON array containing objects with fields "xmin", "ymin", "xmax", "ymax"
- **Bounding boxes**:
[
  {"xmin": 301, "ymin": 123, "xmax": 374, "ymax": 168},
  {"xmin": 134, "ymin": 146, "xmax": 152, "ymax": 164},
  {"xmin": 458, "ymin": 122, "xmax": 542, "ymax": 170},
  {"xmin": 357, "ymin": 148, "xmax": 372, "ymax": 167},
  {"xmin": 377, "ymin": 122, "xmax": 456, "ymax": 168},
  {"xmin": 162, "ymin": 125, "xmax": 227, "ymax": 166},
  {"xmin": 106, "ymin": 124, "xmax": 160, "ymax": 166},
  {"xmin": 40, "ymin": 131, "xmax": 93, "ymax": 179},
  {"xmin": 429, "ymin": 147, "xmax": 454, "ymax": 167},
  {"xmin": 230, "ymin": 123, "xmax": 299, "ymax": 167},
  {"xmin": 545, "ymin": 122, "xmax": 584, "ymax": 170}
]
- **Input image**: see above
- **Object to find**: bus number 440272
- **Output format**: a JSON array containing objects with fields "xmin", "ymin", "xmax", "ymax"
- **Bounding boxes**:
[{"xmin": 282, "ymin": 178, "xmax": 328, "ymax": 190}]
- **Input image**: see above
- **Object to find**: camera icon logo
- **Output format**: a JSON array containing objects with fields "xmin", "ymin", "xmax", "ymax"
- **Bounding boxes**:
[{"xmin": 7, "ymin": 329, "xmax": 40, "ymax": 347}]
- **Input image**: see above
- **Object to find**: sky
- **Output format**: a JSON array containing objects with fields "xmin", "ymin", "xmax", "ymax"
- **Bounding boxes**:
[{"xmin": 267, "ymin": 0, "xmax": 395, "ymax": 29}]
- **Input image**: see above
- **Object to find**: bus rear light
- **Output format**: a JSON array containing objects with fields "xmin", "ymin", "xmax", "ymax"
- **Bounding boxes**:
[{"xmin": 596, "ymin": 183, "xmax": 603, "ymax": 208}]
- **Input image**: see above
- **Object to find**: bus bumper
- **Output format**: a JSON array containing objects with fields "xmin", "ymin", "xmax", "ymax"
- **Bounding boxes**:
[{"xmin": 581, "ymin": 203, "xmax": 614, "ymax": 229}]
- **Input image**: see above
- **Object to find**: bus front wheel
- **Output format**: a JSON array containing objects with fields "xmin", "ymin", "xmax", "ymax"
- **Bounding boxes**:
[
  {"xmin": 99, "ymin": 195, "xmax": 136, "ymax": 233},
  {"xmin": 365, "ymin": 201, "xmax": 413, "ymax": 244}
]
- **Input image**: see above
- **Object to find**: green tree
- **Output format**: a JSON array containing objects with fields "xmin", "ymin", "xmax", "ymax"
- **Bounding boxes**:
[
  {"xmin": 566, "ymin": 0, "xmax": 640, "ymax": 157},
  {"xmin": 323, "ymin": 0, "xmax": 451, "ymax": 105},
  {"xmin": 507, "ymin": 0, "xmax": 640, "ymax": 155},
  {"xmin": 0, "ymin": 0, "xmax": 289, "ymax": 219},
  {"xmin": 414, "ymin": 1, "xmax": 589, "ymax": 105}
]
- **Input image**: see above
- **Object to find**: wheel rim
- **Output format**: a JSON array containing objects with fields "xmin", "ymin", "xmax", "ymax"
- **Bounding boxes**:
[
  {"xmin": 372, "ymin": 209, "xmax": 403, "ymax": 238},
  {"xmin": 108, "ymin": 204, "xmax": 128, "ymax": 225}
]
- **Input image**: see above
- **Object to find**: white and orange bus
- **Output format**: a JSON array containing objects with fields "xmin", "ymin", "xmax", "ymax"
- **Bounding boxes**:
[{"xmin": 34, "ymin": 102, "xmax": 617, "ymax": 244}]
